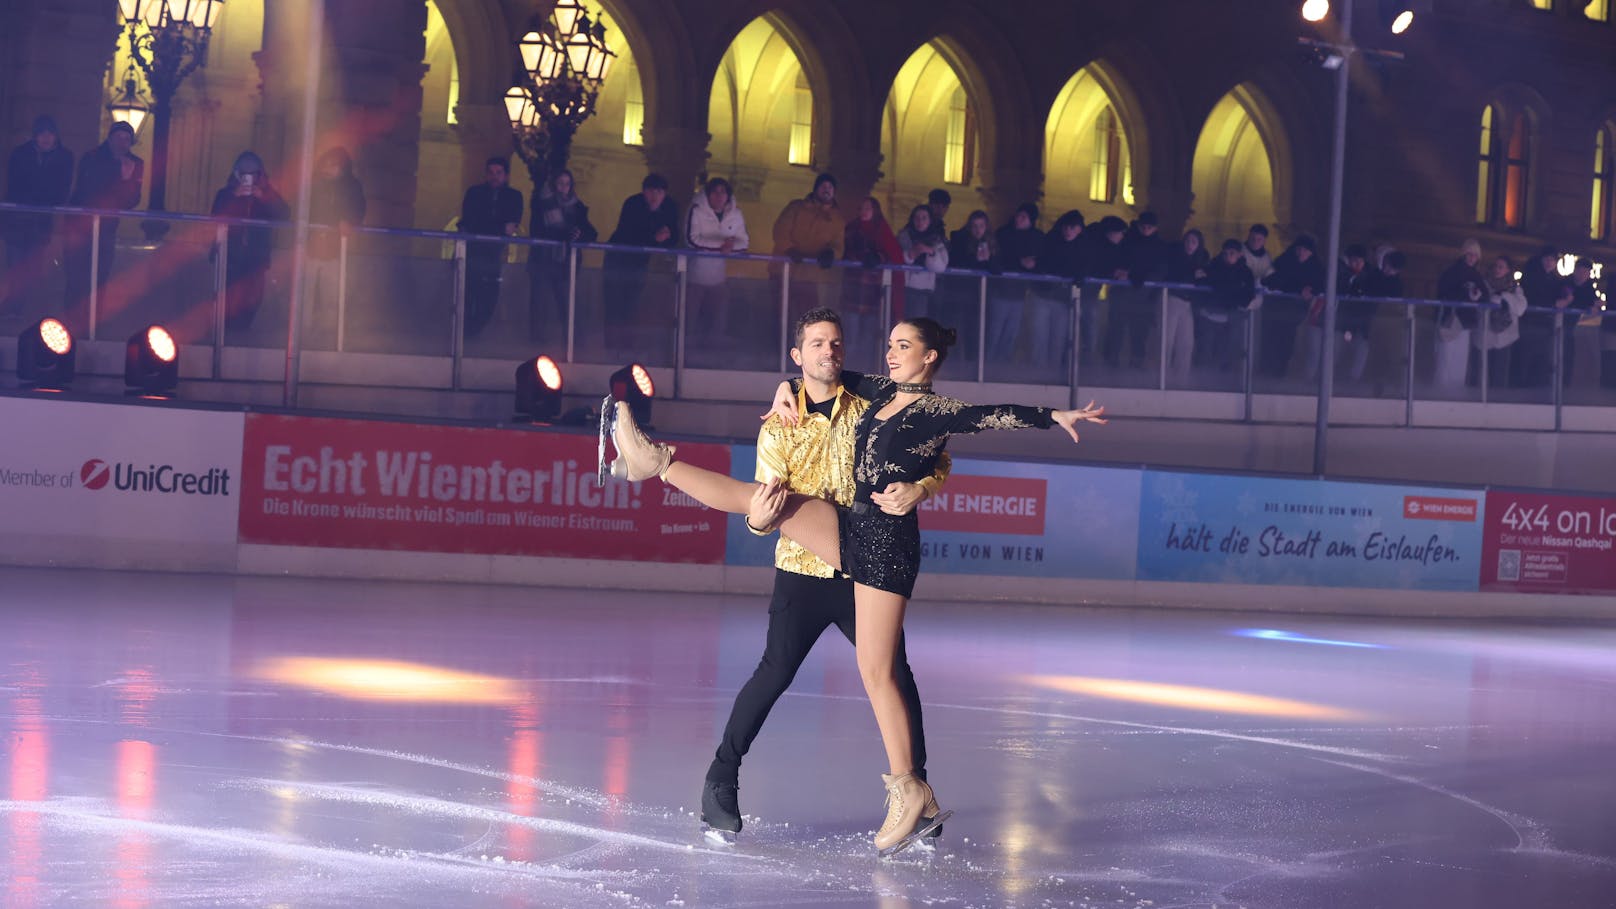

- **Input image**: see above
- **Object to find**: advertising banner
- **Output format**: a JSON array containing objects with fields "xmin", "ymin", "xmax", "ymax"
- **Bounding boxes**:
[
  {"xmin": 1136, "ymin": 470, "xmax": 1483, "ymax": 591},
  {"xmin": 726, "ymin": 448, "xmax": 1141, "ymax": 580},
  {"xmin": 1480, "ymin": 489, "xmax": 1616, "ymax": 594},
  {"xmin": 0, "ymin": 396, "xmax": 244, "ymax": 568},
  {"xmin": 239, "ymin": 414, "xmax": 730, "ymax": 563}
]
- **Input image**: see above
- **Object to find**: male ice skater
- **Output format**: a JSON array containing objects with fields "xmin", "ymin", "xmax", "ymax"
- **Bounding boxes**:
[{"xmin": 701, "ymin": 306, "xmax": 947, "ymax": 842}]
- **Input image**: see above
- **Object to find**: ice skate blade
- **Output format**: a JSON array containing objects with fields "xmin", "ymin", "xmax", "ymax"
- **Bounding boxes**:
[
  {"xmin": 877, "ymin": 810, "xmax": 953, "ymax": 859},
  {"xmin": 595, "ymin": 395, "xmax": 615, "ymax": 487},
  {"xmin": 702, "ymin": 826, "xmax": 738, "ymax": 847}
]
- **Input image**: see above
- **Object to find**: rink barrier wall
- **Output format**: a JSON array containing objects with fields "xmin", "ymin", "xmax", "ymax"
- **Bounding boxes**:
[{"xmin": 4, "ymin": 397, "xmax": 1615, "ymax": 617}]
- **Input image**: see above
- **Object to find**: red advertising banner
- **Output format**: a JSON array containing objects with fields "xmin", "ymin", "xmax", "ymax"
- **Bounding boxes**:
[
  {"xmin": 918, "ymin": 474, "xmax": 1048, "ymax": 535},
  {"xmin": 240, "ymin": 414, "xmax": 730, "ymax": 564},
  {"xmin": 1480, "ymin": 489, "xmax": 1616, "ymax": 594}
]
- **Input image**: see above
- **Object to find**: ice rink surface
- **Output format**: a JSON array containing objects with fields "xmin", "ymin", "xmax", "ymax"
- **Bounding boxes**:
[{"xmin": 3, "ymin": 565, "xmax": 1615, "ymax": 908}]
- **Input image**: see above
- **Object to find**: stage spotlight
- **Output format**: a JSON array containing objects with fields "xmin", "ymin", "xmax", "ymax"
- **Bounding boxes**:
[
  {"xmin": 514, "ymin": 354, "xmax": 564, "ymax": 423},
  {"xmin": 125, "ymin": 325, "xmax": 178, "ymax": 397},
  {"xmin": 17, "ymin": 318, "xmax": 76, "ymax": 390},
  {"xmin": 609, "ymin": 361, "xmax": 655, "ymax": 426},
  {"xmin": 1302, "ymin": 0, "xmax": 1330, "ymax": 22},
  {"xmin": 1390, "ymin": 9, "xmax": 1413, "ymax": 32}
]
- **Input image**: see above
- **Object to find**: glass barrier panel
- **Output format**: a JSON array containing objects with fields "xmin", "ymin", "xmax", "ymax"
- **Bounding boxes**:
[
  {"xmin": 1249, "ymin": 291, "xmax": 1310, "ymax": 395},
  {"xmin": 1411, "ymin": 301, "xmax": 1481, "ymax": 403},
  {"xmin": 1161, "ymin": 283, "xmax": 1243, "ymax": 392},
  {"xmin": 930, "ymin": 271, "xmax": 982, "ymax": 381},
  {"xmin": 981, "ymin": 274, "xmax": 1071, "ymax": 386},
  {"xmin": 217, "ymin": 223, "xmax": 299, "ymax": 351},
  {"xmin": 91, "ymin": 218, "xmax": 220, "ymax": 349},
  {"xmin": 1567, "ymin": 310, "xmax": 1616, "ymax": 405},
  {"xmin": 463, "ymin": 238, "xmax": 560, "ymax": 363},
  {"xmin": 321, "ymin": 230, "xmax": 454, "ymax": 357},
  {"xmin": 1074, "ymin": 279, "xmax": 1155, "ymax": 389},
  {"xmin": 0, "ymin": 211, "xmax": 69, "ymax": 329},
  {"xmin": 1319, "ymin": 297, "xmax": 1408, "ymax": 400},
  {"xmin": 684, "ymin": 253, "xmax": 777, "ymax": 373},
  {"xmin": 1484, "ymin": 308, "xmax": 1558, "ymax": 405},
  {"xmin": 573, "ymin": 246, "xmax": 677, "ymax": 368}
]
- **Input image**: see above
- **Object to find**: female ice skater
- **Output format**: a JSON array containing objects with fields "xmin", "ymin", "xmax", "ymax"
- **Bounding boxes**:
[{"xmin": 604, "ymin": 317, "xmax": 1106, "ymax": 855}]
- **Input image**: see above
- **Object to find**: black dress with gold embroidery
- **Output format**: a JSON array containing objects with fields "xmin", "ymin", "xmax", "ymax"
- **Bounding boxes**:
[{"xmin": 809, "ymin": 372, "xmax": 1055, "ymax": 597}]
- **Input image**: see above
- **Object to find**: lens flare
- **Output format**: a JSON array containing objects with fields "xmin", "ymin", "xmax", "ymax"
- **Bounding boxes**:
[
  {"xmin": 1022, "ymin": 674, "xmax": 1368, "ymax": 721},
  {"xmin": 255, "ymin": 657, "xmax": 524, "ymax": 705}
]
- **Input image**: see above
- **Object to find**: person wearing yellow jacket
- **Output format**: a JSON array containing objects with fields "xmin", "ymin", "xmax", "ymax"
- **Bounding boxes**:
[{"xmin": 772, "ymin": 173, "xmax": 845, "ymax": 326}]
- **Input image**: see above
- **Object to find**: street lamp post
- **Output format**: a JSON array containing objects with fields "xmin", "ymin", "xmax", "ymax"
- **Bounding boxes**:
[
  {"xmin": 1301, "ymin": 0, "xmax": 1408, "ymax": 474},
  {"xmin": 115, "ymin": 0, "xmax": 223, "ymax": 236},
  {"xmin": 506, "ymin": 0, "xmax": 615, "ymax": 189}
]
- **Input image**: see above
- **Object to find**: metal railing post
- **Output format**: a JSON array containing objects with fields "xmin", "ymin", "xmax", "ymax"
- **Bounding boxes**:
[
  {"xmin": 337, "ymin": 233, "xmax": 349, "ymax": 353},
  {"xmin": 1404, "ymin": 302, "xmax": 1415, "ymax": 427},
  {"xmin": 1158, "ymin": 285, "xmax": 1169, "ymax": 391},
  {"xmin": 1553, "ymin": 310, "xmax": 1564, "ymax": 431},
  {"xmin": 213, "ymin": 223, "xmax": 228, "ymax": 379},
  {"xmin": 880, "ymin": 268, "xmax": 894, "ymax": 366},
  {"xmin": 977, "ymin": 275, "xmax": 988, "ymax": 383},
  {"xmin": 87, "ymin": 214, "xmax": 101, "ymax": 341},
  {"xmin": 452, "ymin": 238, "xmax": 466, "ymax": 391},
  {"xmin": 566, "ymin": 244, "xmax": 578, "ymax": 364},
  {"xmin": 674, "ymin": 253, "xmax": 688, "ymax": 399},
  {"xmin": 778, "ymin": 261, "xmax": 791, "ymax": 374},
  {"xmin": 1480, "ymin": 314, "xmax": 1489, "ymax": 404},
  {"xmin": 1069, "ymin": 283, "xmax": 1082, "ymax": 408},
  {"xmin": 1243, "ymin": 305, "xmax": 1256, "ymax": 422}
]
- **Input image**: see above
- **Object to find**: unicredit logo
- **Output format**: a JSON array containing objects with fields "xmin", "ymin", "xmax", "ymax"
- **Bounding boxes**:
[
  {"xmin": 81, "ymin": 459, "xmax": 111, "ymax": 490},
  {"xmin": 79, "ymin": 458, "xmax": 232, "ymax": 496}
]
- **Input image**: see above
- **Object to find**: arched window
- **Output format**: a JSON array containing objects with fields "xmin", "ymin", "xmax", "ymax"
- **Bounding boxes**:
[
  {"xmin": 1528, "ymin": 0, "xmax": 1553, "ymax": 10},
  {"xmin": 622, "ymin": 64, "xmax": 644, "ymax": 146},
  {"xmin": 1502, "ymin": 112, "xmax": 1529, "ymax": 228},
  {"xmin": 1090, "ymin": 107, "xmax": 1120, "ymax": 203},
  {"xmin": 788, "ymin": 72, "xmax": 812, "ymax": 165},
  {"xmin": 943, "ymin": 87, "xmax": 976, "ymax": 185},
  {"xmin": 1586, "ymin": 0, "xmax": 1610, "ymax": 22},
  {"xmin": 1594, "ymin": 127, "xmax": 1614, "ymax": 241},
  {"xmin": 1475, "ymin": 105, "xmax": 1497, "ymax": 224}
]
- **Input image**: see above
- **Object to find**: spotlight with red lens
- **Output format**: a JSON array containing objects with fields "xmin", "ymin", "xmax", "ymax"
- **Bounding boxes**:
[
  {"xmin": 17, "ymin": 318, "xmax": 76, "ymax": 390},
  {"xmin": 609, "ymin": 362, "xmax": 655, "ymax": 426},
  {"xmin": 514, "ymin": 354, "xmax": 564, "ymax": 423},
  {"xmin": 125, "ymin": 325, "xmax": 179, "ymax": 397}
]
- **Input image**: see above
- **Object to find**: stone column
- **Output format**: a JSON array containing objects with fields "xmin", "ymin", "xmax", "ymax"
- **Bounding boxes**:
[
  {"xmin": 639, "ymin": 125, "xmax": 711, "ymax": 207},
  {"xmin": 975, "ymin": 167, "xmax": 1043, "ymax": 227},
  {"xmin": 3, "ymin": 0, "xmax": 121, "ymax": 160},
  {"xmin": 823, "ymin": 146, "xmax": 884, "ymax": 219}
]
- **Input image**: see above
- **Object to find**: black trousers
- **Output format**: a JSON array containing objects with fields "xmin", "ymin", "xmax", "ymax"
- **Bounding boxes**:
[{"xmin": 707, "ymin": 570, "xmax": 928, "ymax": 785}]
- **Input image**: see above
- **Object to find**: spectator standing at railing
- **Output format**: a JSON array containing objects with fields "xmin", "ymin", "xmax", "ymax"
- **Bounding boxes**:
[
  {"xmin": 1242, "ymin": 224, "xmax": 1274, "ymax": 285},
  {"xmin": 3, "ymin": 116, "xmax": 73, "ymax": 319},
  {"xmin": 1471, "ymin": 254, "xmax": 1527, "ymax": 389},
  {"xmin": 1196, "ymin": 237, "xmax": 1255, "ymax": 371},
  {"xmin": 1563, "ymin": 257, "xmax": 1598, "ymax": 388},
  {"xmin": 1514, "ymin": 245, "xmax": 1572, "ymax": 388},
  {"xmin": 927, "ymin": 189, "xmax": 952, "ymax": 237},
  {"xmin": 989, "ymin": 203, "xmax": 1043, "ymax": 361},
  {"xmin": 1035, "ymin": 210, "xmax": 1087, "ymax": 371},
  {"xmin": 944, "ymin": 209, "xmax": 997, "ymax": 346},
  {"xmin": 771, "ymin": 172, "xmax": 844, "ymax": 326},
  {"xmin": 62, "ymin": 122, "xmax": 142, "ymax": 326},
  {"xmin": 210, "ymin": 151, "xmax": 290, "ymax": 333},
  {"xmin": 1087, "ymin": 215, "xmax": 1129, "ymax": 361},
  {"xmin": 685, "ymin": 177, "xmax": 749, "ymax": 347},
  {"xmin": 896, "ymin": 204, "xmax": 948, "ymax": 321},
  {"xmin": 526, "ymin": 169, "xmax": 596, "ymax": 345},
  {"xmin": 457, "ymin": 156, "xmax": 522, "ymax": 338},
  {"xmin": 1106, "ymin": 211, "xmax": 1167, "ymax": 371},
  {"xmin": 1259, "ymin": 234, "xmax": 1323, "ymax": 380},
  {"xmin": 1163, "ymin": 229, "xmax": 1209, "ymax": 386},
  {"xmin": 841, "ymin": 197, "xmax": 905, "ymax": 366},
  {"xmin": 1434, "ymin": 239, "xmax": 1484, "ymax": 390},
  {"xmin": 604, "ymin": 173, "xmax": 679, "ymax": 353},
  {"xmin": 1306, "ymin": 243, "xmax": 1375, "ymax": 383},
  {"xmin": 303, "ymin": 148, "xmax": 365, "ymax": 339}
]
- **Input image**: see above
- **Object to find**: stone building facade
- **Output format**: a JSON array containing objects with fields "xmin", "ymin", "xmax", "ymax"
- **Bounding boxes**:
[{"xmin": 1, "ymin": 0, "xmax": 1613, "ymax": 290}]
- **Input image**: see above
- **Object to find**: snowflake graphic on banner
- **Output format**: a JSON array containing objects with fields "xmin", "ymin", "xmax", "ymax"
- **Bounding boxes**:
[
  {"xmin": 1153, "ymin": 475, "xmax": 1200, "ymax": 527},
  {"xmin": 1235, "ymin": 490, "xmax": 1260, "ymax": 517}
]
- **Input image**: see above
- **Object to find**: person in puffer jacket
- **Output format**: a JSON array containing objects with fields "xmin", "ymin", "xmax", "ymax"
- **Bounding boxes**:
[{"xmin": 685, "ymin": 177, "xmax": 750, "ymax": 345}]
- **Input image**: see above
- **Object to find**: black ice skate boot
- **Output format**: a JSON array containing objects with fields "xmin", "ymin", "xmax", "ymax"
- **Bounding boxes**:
[{"xmin": 701, "ymin": 779, "xmax": 742, "ymax": 845}]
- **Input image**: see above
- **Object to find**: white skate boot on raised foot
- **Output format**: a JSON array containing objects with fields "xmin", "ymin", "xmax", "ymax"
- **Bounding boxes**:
[
  {"xmin": 606, "ymin": 400, "xmax": 674, "ymax": 482},
  {"xmin": 874, "ymin": 772, "xmax": 953, "ymax": 858}
]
